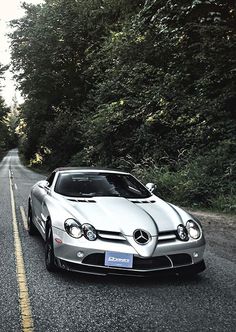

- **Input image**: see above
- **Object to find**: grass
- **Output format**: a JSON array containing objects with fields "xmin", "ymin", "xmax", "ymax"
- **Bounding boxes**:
[{"xmin": 132, "ymin": 160, "xmax": 236, "ymax": 215}]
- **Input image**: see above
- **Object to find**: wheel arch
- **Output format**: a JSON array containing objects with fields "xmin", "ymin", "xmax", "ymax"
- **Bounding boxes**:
[
  {"xmin": 45, "ymin": 216, "xmax": 52, "ymax": 240},
  {"xmin": 28, "ymin": 196, "xmax": 32, "ymax": 211}
]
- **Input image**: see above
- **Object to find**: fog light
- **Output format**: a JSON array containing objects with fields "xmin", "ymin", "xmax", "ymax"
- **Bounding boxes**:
[
  {"xmin": 193, "ymin": 252, "xmax": 198, "ymax": 258},
  {"xmin": 77, "ymin": 251, "xmax": 84, "ymax": 258}
]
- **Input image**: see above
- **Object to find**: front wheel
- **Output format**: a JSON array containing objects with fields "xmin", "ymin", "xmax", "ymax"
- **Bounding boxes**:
[{"xmin": 45, "ymin": 226, "xmax": 57, "ymax": 272}]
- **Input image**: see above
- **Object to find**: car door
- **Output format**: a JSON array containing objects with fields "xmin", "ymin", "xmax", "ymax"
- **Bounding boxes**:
[
  {"xmin": 32, "ymin": 181, "xmax": 49, "ymax": 233},
  {"xmin": 32, "ymin": 172, "xmax": 56, "ymax": 234}
]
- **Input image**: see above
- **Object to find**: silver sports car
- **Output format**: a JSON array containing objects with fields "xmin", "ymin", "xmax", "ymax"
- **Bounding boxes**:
[{"xmin": 28, "ymin": 168, "xmax": 206, "ymax": 276}]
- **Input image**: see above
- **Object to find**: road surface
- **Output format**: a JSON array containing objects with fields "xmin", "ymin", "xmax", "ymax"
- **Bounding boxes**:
[{"xmin": 0, "ymin": 150, "xmax": 235, "ymax": 332}]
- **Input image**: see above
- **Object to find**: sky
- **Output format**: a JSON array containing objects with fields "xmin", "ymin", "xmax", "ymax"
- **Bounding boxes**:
[{"xmin": 0, "ymin": 0, "xmax": 44, "ymax": 106}]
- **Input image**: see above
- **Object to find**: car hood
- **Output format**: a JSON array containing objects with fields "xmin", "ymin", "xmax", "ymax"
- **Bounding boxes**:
[
  {"xmin": 52, "ymin": 195, "xmax": 189, "ymax": 257},
  {"xmin": 66, "ymin": 196, "xmax": 183, "ymax": 235}
]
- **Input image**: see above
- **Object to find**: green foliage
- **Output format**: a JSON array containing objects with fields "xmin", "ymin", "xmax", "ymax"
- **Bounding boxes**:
[
  {"xmin": 132, "ymin": 141, "xmax": 236, "ymax": 212},
  {"xmin": 0, "ymin": 64, "xmax": 13, "ymax": 157},
  {"xmin": 10, "ymin": 0, "xmax": 236, "ymax": 211},
  {"xmin": 211, "ymin": 195, "xmax": 236, "ymax": 213}
]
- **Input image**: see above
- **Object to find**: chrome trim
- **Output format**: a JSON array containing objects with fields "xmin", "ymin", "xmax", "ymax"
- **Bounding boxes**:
[
  {"xmin": 98, "ymin": 232, "xmax": 126, "ymax": 241},
  {"xmin": 166, "ymin": 255, "xmax": 174, "ymax": 268},
  {"xmin": 159, "ymin": 234, "xmax": 176, "ymax": 241}
]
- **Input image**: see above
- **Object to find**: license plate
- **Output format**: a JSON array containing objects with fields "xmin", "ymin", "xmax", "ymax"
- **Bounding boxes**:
[{"xmin": 105, "ymin": 251, "xmax": 133, "ymax": 268}]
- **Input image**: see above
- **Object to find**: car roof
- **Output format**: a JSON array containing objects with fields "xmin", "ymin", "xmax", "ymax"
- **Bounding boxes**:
[{"xmin": 53, "ymin": 167, "xmax": 130, "ymax": 175}]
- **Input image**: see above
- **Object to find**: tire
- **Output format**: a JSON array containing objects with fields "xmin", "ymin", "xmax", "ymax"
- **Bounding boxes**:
[
  {"xmin": 45, "ymin": 225, "xmax": 57, "ymax": 272},
  {"xmin": 28, "ymin": 204, "xmax": 38, "ymax": 236}
]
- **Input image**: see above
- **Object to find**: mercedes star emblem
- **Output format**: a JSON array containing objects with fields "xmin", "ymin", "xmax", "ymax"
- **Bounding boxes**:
[{"xmin": 133, "ymin": 229, "xmax": 151, "ymax": 245}]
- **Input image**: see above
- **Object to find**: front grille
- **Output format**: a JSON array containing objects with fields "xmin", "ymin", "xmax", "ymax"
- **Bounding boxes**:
[
  {"xmin": 97, "ymin": 231, "xmax": 126, "ymax": 241},
  {"xmin": 82, "ymin": 254, "xmax": 172, "ymax": 270},
  {"xmin": 133, "ymin": 256, "xmax": 171, "ymax": 270},
  {"xmin": 97, "ymin": 230, "xmax": 176, "ymax": 243},
  {"xmin": 82, "ymin": 253, "xmax": 192, "ymax": 270},
  {"xmin": 158, "ymin": 231, "xmax": 176, "ymax": 242},
  {"xmin": 168, "ymin": 254, "xmax": 192, "ymax": 266},
  {"xmin": 83, "ymin": 253, "xmax": 104, "ymax": 266}
]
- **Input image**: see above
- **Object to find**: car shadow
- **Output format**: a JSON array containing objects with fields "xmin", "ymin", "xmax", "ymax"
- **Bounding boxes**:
[{"xmin": 55, "ymin": 265, "xmax": 205, "ymax": 288}]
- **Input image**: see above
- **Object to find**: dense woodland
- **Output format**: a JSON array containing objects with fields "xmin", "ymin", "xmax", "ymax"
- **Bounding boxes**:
[
  {"xmin": 0, "ymin": 65, "xmax": 12, "ymax": 158},
  {"xmin": 6, "ymin": 0, "xmax": 236, "ymax": 211}
]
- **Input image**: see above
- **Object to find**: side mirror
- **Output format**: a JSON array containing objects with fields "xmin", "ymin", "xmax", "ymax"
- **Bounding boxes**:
[
  {"xmin": 146, "ymin": 183, "xmax": 157, "ymax": 193},
  {"xmin": 38, "ymin": 180, "xmax": 49, "ymax": 189}
]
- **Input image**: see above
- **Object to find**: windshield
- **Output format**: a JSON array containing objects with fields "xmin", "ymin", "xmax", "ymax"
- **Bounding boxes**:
[{"xmin": 54, "ymin": 172, "xmax": 151, "ymax": 199}]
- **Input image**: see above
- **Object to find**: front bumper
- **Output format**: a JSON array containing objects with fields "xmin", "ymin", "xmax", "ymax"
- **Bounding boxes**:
[
  {"xmin": 52, "ymin": 227, "xmax": 206, "ymax": 276},
  {"xmin": 56, "ymin": 256, "xmax": 206, "ymax": 277}
]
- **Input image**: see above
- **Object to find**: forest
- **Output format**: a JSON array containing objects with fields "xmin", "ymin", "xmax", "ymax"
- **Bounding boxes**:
[
  {"xmin": 1, "ymin": 0, "xmax": 236, "ymax": 211},
  {"xmin": 0, "ymin": 65, "xmax": 13, "ymax": 159}
]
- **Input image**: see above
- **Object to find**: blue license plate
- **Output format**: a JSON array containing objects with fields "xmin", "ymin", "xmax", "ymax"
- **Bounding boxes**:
[{"xmin": 105, "ymin": 251, "xmax": 133, "ymax": 268}]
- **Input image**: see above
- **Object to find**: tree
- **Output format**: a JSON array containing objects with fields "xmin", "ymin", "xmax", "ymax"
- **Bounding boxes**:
[
  {"xmin": 10, "ymin": 0, "xmax": 145, "ymax": 166},
  {"xmin": 0, "ymin": 65, "xmax": 11, "ymax": 155},
  {"xmin": 9, "ymin": 0, "xmax": 236, "ymax": 209}
]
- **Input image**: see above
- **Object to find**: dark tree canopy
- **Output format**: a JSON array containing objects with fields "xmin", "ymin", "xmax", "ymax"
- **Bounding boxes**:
[
  {"xmin": 0, "ymin": 64, "xmax": 12, "ymax": 155},
  {"xmin": 9, "ymin": 0, "xmax": 236, "ymax": 211}
]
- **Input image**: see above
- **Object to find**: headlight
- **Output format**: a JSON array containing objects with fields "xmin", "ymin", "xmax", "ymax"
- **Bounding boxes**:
[
  {"xmin": 64, "ymin": 219, "xmax": 82, "ymax": 238},
  {"xmin": 177, "ymin": 224, "xmax": 189, "ymax": 241},
  {"xmin": 82, "ymin": 223, "xmax": 97, "ymax": 241},
  {"xmin": 186, "ymin": 220, "xmax": 201, "ymax": 239}
]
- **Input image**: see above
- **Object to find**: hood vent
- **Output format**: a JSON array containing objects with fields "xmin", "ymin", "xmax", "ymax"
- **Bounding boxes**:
[
  {"xmin": 68, "ymin": 198, "xmax": 96, "ymax": 203},
  {"xmin": 130, "ymin": 200, "xmax": 156, "ymax": 204}
]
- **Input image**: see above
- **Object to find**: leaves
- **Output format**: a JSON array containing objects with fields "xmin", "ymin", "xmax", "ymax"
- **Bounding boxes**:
[{"xmin": 9, "ymin": 0, "xmax": 236, "ymax": 209}]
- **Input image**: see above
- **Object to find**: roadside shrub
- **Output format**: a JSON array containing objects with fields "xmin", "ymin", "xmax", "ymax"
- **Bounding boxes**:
[
  {"xmin": 130, "ymin": 142, "xmax": 236, "ymax": 212},
  {"xmin": 210, "ymin": 195, "xmax": 236, "ymax": 213}
]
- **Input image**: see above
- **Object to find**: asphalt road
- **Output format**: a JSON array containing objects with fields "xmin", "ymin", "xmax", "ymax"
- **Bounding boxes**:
[{"xmin": 0, "ymin": 149, "xmax": 235, "ymax": 332}]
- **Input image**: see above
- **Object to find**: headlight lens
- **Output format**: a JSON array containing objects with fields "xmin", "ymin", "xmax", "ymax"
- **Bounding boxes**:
[
  {"xmin": 64, "ymin": 219, "xmax": 82, "ymax": 238},
  {"xmin": 82, "ymin": 223, "xmax": 97, "ymax": 241},
  {"xmin": 186, "ymin": 220, "xmax": 201, "ymax": 239},
  {"xmin": 177, "ymin": 224, "xmax": 189, "ymax": 241}
]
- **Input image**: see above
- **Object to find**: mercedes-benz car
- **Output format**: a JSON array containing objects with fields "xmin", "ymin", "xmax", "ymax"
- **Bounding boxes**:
[{"xmin": 28, "ymin": 168, "xmax": 206, "ymax": 276}]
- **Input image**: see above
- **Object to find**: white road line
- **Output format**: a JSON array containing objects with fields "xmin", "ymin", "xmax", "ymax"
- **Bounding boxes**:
[
  {"xmin": 9, "ymin": 171, "xmax": 34, "ymax": 332},
  {"xmin": 20, "ymin": 206, "xmax": 29, "ymax": 231},
  {"xmin": 15, "ymin": 183, "xmax": 18, "ymax": 190}
]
